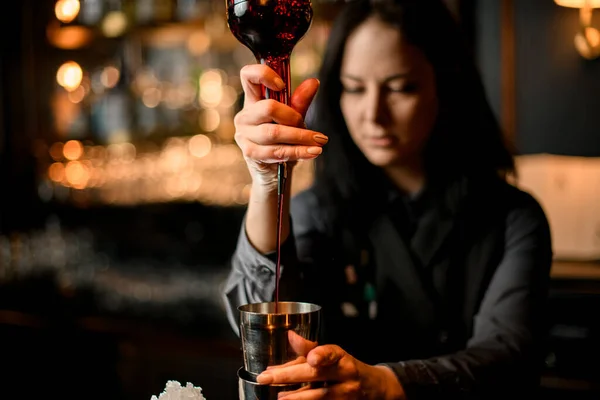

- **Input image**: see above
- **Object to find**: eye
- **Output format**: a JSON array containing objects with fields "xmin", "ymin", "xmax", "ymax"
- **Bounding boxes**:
[
  {"xmin": 341, "ymin": 85, "xmax": 364, "ymax": 94},
  {"xmin": 387, "ymin": 83, "xmax": 417, "ymax": 93}
]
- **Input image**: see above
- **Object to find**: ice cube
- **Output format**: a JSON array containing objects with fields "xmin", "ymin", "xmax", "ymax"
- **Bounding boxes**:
[{"xmin": 151, "ymin": 380, "xmax": 206, "ymax": 400}]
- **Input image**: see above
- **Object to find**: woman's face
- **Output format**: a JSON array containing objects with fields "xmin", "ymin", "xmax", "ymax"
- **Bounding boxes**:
[{"xmin": 340, "ymin": 17, "xmax": 439, "ymax": 169}]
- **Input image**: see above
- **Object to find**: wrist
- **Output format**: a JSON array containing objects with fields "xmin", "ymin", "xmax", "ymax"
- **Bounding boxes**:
[
  {"xmin": 249, "ymin": 163, "xmax": 295, "ymax": 200},
  {"xmin": 249, "ymin": 182, "xmax": 279, "ymax": 203},
  {"xmin": 374, "ymin": 365, "xmax": 406, "ymax": 400}
]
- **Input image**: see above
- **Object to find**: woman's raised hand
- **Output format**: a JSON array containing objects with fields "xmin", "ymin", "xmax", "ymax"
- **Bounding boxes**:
[{"xmin": 234, "ymin": 64, "xmax": 327, "ymax": 189}]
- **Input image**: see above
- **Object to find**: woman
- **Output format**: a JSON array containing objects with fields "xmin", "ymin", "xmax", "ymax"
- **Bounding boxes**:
[{"xmin": 223, "ymin": 0, "xmax": 552, "ymax": 398}]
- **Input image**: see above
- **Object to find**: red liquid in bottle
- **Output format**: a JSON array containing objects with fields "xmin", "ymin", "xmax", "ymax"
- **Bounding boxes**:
[
  {"xmin": 227, "ymin": 0, "xmax": 313, "ymax": 61},
  {"xmin": 227, "ymin": 0, "xmax": 313, "ymax": 314}
]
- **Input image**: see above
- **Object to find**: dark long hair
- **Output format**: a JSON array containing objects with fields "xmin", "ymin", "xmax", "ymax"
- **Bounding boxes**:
[{"xmin": 307, "ymin": 0, "xmax": 515, "ymax": 229}]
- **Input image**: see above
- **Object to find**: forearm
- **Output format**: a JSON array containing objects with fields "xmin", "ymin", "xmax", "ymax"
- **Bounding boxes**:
[
  {"xmin": 383, "ymin": 338, "xmax": 540, "ymax": 400},
  {"xmin": 223, "ymin": 183, "xmax": 326, "ymax": 333},
  {"xmin": 375, "ymin": 365, "xmax": 407, "ymax": 400},
  {"xmin": 246, "ymin": 166, "xmax": 294, "ymax": 254},
  {"xmin": 223, "ymin": 213, "xmax": 304, "ymax": 334}
]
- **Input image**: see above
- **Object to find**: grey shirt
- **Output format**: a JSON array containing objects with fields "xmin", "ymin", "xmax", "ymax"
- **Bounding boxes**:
[{"xmin": 223, "ymin": 177, "xmax": 553, "ymax": 399}]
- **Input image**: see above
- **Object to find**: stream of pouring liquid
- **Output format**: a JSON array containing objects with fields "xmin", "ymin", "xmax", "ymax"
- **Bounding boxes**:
[{"xmin": 274, "ymin": 162, "xmax": 286, "ymax": 313}]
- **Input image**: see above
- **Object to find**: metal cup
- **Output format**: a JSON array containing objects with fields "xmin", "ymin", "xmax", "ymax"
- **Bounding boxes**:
[{"xmin": 238, "ymin": 301, "xmax": 321, "ymax": 376}]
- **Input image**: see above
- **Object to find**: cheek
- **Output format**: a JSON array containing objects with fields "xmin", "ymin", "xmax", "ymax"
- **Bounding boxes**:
[
  {"xmin": 340, "ymin": 96, "xmax": 360, "ymax": 133},
  {"xmin": 392, "ymin": 96, "xmax": 438, "ymax": 139},
  {"xmin": 340, "ymin": 96, "xmax": 354, "ymax": 121},
  {"xmin": 416, "ymin": 97, "xmax": 439, "ymax": 138}
]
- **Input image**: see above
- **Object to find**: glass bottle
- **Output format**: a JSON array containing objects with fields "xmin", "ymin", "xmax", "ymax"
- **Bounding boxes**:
[{"xmin": 91, "ymin": 42, "xmax": 136, "ymax": 144}]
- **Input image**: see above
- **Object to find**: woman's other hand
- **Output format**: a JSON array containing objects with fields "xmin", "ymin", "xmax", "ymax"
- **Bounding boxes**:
[
  {"xmin": 256, "ymin": 332, "xmax": 406, "ymax": 400},
  {"xmin": 234, "ymin": 64, "xmax": 327, "ymax": 190}
]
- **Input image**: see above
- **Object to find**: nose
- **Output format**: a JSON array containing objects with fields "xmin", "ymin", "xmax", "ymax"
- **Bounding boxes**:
[{"xmin": 363, "ymin": 87, "xmax": 388, "ymax": 125}]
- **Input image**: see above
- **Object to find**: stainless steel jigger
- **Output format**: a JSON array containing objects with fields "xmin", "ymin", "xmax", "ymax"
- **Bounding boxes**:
[{"xmin": 237, "ymin": 301, "xmax": 321, "ymax": 399}]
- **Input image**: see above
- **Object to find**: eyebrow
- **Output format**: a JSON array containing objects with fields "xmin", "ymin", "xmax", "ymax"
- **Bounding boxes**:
[{"xmin": 340, "ymin": 73, "xmax": 411, "ymax": 83}]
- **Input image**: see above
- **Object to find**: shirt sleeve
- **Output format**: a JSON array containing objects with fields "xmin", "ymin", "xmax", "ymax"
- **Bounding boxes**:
[
  {"xmin": 221, "ymin": 188, "xmax": 327, "ymax": 335},
  {"xmin": 383, "ymin": 192, "xmax": 553, "ymax": 399}
]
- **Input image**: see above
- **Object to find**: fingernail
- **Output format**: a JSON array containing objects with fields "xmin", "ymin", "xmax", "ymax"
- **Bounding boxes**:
[
  {"xmin": 274, "ymin": 77, "xmax": 285, "ymax": 90},
  {"xmin": 257, "ymin": 372, "xmax": 273, "ymax": 384},
  {"xmin": 307, "ymin": 147, "xmax": 323, "ymax": 155},
  {"xmin": 313, "ymin": 134, "xmax": 328, "ymax": 145}
]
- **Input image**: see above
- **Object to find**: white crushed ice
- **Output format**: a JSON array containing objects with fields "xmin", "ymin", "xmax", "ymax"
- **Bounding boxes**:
[{"xmin": 150, "ymin": 380, "xmax": 206, "ymax": 400}]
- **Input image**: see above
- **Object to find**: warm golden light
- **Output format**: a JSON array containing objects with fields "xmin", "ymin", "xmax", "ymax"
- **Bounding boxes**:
[
  {"xmin": 187, "ymin": 31, "xmax": 211, "ymax": 56},
  {"xmin": 100, "ymin": 66, "xmax": 120, "ymax": 88},
  {"xmin": 45, "ymin": 138, "xmax": 314, "ymax": 206},
  {"xmin": 189, "ymin": 134, "xmax": 212, "ymax": 158},
  {"xmin": 65, "ymin": 161, "xmax": 90, "ymax": 189},
  {"xmin": 199, "ymin": 109, "xmax": 221, "ymax": 132},
  {"xmin": 219, "ymin": 85, "xmax": 239, "ymax": 108},
  {"xmin": 55, "ymin": 0, "xmax": 80, "ymax": 23},
  {"xmin": 554, "ymin": 0, "xmax": 600, "ymax": 7},
  {"xmin": 199, "ymin": 81, "xmax": 223, "ymax": 107},
  {"xmin": 63, "ymin": 140, "xmax": 84, "ymax": 161},
  {"xmin": 134, "ymin": 68, "xmax": 159, "ymax": 94},
  {"xmin": 217, "ymin": 119, "xmax": 236, "ymax": 141},
  {"xmin": 574, "ymin": 27, "xmax": 600, "ymax": 58},
  {"xmin": 200, "ymin": 69, "xmax": 224, "ymax": 86},
  {"xmin": 102, "ymin": 11, "xmax": 128, "ymax": 38},
  {"xmin": 49, "ymin": 142, "xmax": 65, "ymax": 161},
  {"xmin": 199, "ymin": 70, "xmax": 226, "ymax": 108},
  {"xmin": 67, "ymin": 85, "xmax": 86, "ymax": 103},
  {"xmin": 48, "ymin": 162, "xmax": 66, "ymax": 182},
  {"xmin": 555, "ymin": 0, "xmax": 600, "ymax": 59},
  {"xmin": 142, "ymin": 88, "xmax": 162, "ymax": 108},
  {"xmin": 106, "ymin": 142, "xmax": 136, "ymax": 163},
  {"xmin": 584, "ymin": 26, "xmax": 600, "ymax": 46},
  {"xmin": 56, "ymin": 61, "xmax": 83, "ymax": 91},
  {"xmin": 46, "ymin": 23, "xmax": 93, "ymax": 50}
]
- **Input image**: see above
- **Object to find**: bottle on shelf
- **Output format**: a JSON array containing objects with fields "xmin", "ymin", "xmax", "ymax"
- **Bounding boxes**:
[
  {"xmin": 77, "ymin": 0, "xmax": 104, "ymax": 27},
  {"xmin": 135, "ymin": 0, "xmax": 175, "ymax": 26},
  {"xmin": 174, "ymin": 0, "xmax": 204, "ymax": 23},
  {"xmin": 89, "ymin": 41, "xmax": 136, "ymax": 144}
]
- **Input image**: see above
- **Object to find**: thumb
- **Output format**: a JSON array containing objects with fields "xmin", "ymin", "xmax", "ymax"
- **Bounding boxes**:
[
  {"xmin": 307, "ymin": 345, "xmax": 346, "ymax": 368},
  {"xmin": 290, "ymin": 78, "xmax": 320, "ymax": 118},
  {"xmin": 288, "ymin": 329, "xmax": 318, "ymax": 356}
]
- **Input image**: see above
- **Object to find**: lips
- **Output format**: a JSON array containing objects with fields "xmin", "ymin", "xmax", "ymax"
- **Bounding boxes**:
[{"xmin": 367, "ymin": 135, "xmax": 396, "ymax": 147}]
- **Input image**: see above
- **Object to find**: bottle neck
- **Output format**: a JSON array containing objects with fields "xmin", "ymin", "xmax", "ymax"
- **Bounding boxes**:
[
  {"xmin": 114, "ymin": 41, "xmax": 132, "ymax": 89},
  {"xmin": 258, "ymin": 55, "xmax": 291, "ymax": 105}
]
